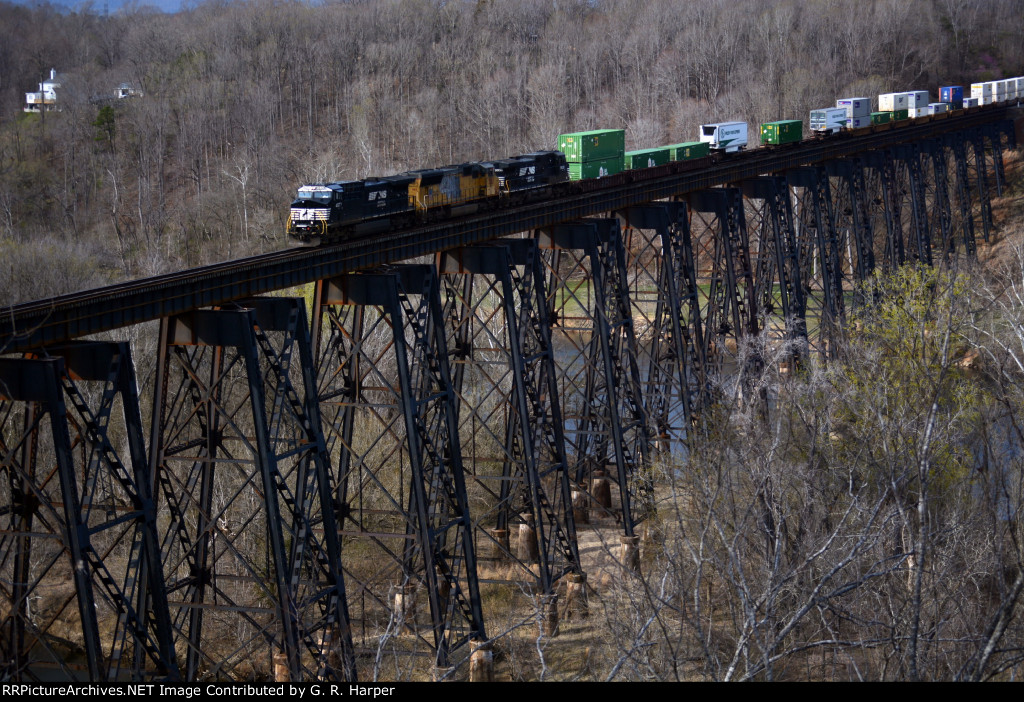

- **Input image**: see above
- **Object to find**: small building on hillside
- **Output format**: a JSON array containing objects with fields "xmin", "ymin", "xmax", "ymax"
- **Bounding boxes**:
[
  {"xmin": 91, "ymin": 81, "xmax": 144, "ymax": 105},
  {"xmin": 115, "ymin": 82, "xmax": 143, "ymax": 100},
  {"xmin": 25, "ymin": 68, "xmax": 61, "ymax": 112}
]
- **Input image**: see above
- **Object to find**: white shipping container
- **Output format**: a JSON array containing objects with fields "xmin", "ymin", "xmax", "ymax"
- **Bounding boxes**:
[
  {"xmin": 846, "ymin": 116, "xmax": 871, "ymax": 129},
  {"xmin": 837, "ymin": 97, "xmax": 871, "ymax": 118},
  {"xmin": 963, "ymin": 97, "xmax": 979, "ymax": 108},
  {"xmin": 699, "ymin": 122, "xmax": 748, "ymax": 153},
  {"xmin": 879, "ymin": 93, "xmax": 909, "ymax": 111},
  {"xmin": 908, "ymin": 107, "xmax": 930, "ymax": 118},
  {"xmin": 992, "ymin": 81, "xmax": 1005, "ymax": 102},
  {"xmin": 928, "ymin": 103, "xmax": 950, "ymax": 114},
  {"xmin": 905, "ymin": 91, "xmax": 930, "ymax": 108},
  {"xmin": 810, "ymin": 107, "xmax": 847, "ymax": 133},
  {"xmin": 971, "ymin": 83, "xmax": 991, "ymax": 104}
]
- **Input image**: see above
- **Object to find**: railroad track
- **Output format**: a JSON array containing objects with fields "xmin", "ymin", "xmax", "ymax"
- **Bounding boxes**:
[{"xmin": 1, "ymin": 104, "xmax": 1017, "ymax": 355}]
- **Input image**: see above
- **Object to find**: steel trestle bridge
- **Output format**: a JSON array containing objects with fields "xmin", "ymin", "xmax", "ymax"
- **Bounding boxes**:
[{"xmin": 0, "ymin": 106, "xmax": 1018, "ymax": 682}]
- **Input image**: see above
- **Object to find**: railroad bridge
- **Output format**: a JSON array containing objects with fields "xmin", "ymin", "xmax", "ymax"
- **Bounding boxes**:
[{"xmin": 0, "ymin": 106, "xmax": 1019, "ymax": 682}]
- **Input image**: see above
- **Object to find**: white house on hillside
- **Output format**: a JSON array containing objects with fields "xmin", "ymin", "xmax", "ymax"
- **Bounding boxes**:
[{"xmin": 25, "ymin": 69, "xmax": 60, "ymax": 112}]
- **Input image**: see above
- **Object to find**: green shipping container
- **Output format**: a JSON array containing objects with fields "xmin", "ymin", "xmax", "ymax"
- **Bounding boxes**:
[
  {"xmin": 870, "ymin": 111, "xmax": 891, "ymax": 125},
  {"xmin": 666, "ymin": 141, "xmax": 710, "ymax": 161},
  {"xmin": 760, "ymin": 120, "xmax": 803, "ymax": 145},
  {"xmin": 557, "ymin": 129, "xmax": 626, "ymax": 163},
  {"xmin": 625, "ymin": 148, "xmax": 670, "ymax": 169},
  {"xmin": 889, "ymin": 109, "xmax": 910, "ymax": 121},
  {"xmin": 568, "ymin": 156, "xmax": 624, "ymax": 181}
]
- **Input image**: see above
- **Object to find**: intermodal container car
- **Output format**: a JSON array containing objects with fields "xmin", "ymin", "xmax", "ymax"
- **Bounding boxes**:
[
  {"xmin": 939, "ymin": 86, "xmax": 964, "ymax": 108},
  {"xmin": 568, "ymin": 156, "xmax": 624, "ymax": 180},
  {"xmin": 905, "ymin": 91, "xmax": 930, "ymax": 108},
  {"xmin": 992, "ymin": 81, "xmax": 1006, "ymax": 102},
  {"xmin": 879, "ymin": 93, "xmax": 908, "ymax": 111},
  {"xmin": 625, "ymin": 148, "xmax": 670, "ymax": 169},
  {"xmin": 699, "ymin": 122, "xmax": 748, "ymax": 152},
  {"xmin": 666, "ymin": 141, "xmax": 710, "ymax": 161},
  {"xmin": 837, "ymin": 97, "xmax": 870, "ymax": 118},
  {"xmin": 557, "ymin": 129, "xmax": 625, "ymax": 163},
  {"xmin": 760, "ymin": 120, "xmax": 803, "ymax": 145},
  {"xmin": 971, "ymin": 82, "xmax": 992, "ymax": 104},
  {"xmin": 810, "ymin": 107, "xmax": 847, "ymax": 134}
]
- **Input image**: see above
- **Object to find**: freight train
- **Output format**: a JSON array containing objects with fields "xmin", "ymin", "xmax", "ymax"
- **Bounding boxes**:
[{"xmin": 288, "ymin": 79, "xmax": 1022, "ymax": 245}]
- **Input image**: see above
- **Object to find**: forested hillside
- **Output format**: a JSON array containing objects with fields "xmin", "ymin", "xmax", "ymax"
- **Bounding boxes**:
[{"xmin": 0, "ymin": 0, "xmax": 1022, "ymax": 301}]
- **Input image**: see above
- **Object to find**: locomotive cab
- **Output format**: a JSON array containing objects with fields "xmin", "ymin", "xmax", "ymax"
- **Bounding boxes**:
[
  {"xmin": 287, "ymin": 177, "xmax": 417, "ymax": 245},
  {"xmin": 288, "ymin": 183, "xmax": 344, "ymax": 243}
]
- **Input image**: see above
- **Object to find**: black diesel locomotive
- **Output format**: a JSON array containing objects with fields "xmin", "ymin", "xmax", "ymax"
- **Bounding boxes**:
[{"xmin": 287, "ymin": 150, "xmax": 569, "ymax": 245}]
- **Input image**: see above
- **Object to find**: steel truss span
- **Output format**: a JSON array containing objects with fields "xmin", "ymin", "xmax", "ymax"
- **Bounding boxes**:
[{"xmin": 0, "ymin": 110, "xmax": 1017, "ymax": 681}]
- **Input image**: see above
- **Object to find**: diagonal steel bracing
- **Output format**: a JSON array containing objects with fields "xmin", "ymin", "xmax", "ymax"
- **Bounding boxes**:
[
  {"xmin": 618, "ymin": 202, "xmax": 707, "ymax": 449},
  {"xmin": 923, "ymin": 139, "xmax": 955, "ymax": 260},
  {"xmin": 150, "ymin": 301, "xmax": 352, "ymax": 681},
  {"xmin": 947, "ymin": 133, "xmax": 978, "ymax": 258},
  {"xmin": 740, "ymin": 177, "xmax": 808, "ymax": 363},
  {"xmin": 786, "ymin": 167, "xmax": 843, "ymax": 355},
  {"xmin": 438, "ymin": 241, "xmax": 581, "ymax": 605},
  {"xmin": 969, "ymin": 130, "xmax": 995, "ymax": 243},
  {"xmin": 538, "ymin": 220, "xmax": 652, "ymax": 538},
  {"xmin": 826, "ymin": 158, "xmax": 875, "ymax": 283},
  {"xmin": 688, "ymin": 188, "xmax": 759, "ymax": 369},
  {"xmin": 240, "ymin": 297, "xmax": 356, "ymax": 680},
  {"xmin": 311, "ymin": 266, "xmax": 484, "ymax": 674},
  {"xmin": 893, "ymin": 143, "xmax": 934, "ymax": 265},
  {"xmin": 0, "ymin": 344, "xmax": 176, "ymax": 681},
  {"xmin": 864, "ymin": 149, "xmax": 908, "ymax": 270}
]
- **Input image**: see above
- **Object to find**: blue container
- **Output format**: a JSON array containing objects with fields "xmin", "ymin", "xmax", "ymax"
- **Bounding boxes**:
[{"xmin": 940, "ymin": 86, "xmax": 964, "ymax": 103}]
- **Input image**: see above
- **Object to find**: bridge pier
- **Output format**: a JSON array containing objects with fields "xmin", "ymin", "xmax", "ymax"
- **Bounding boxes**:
[
  {"xmin": 740, "ymin": 177, "xmax": 808, "ymax": 365},
  {"xmin": 787, "ymin": 166, "xmax": 844, "ymax": 355},
  {"xmin": 150, "ymin": 300, "xmax": 354, "ymax": 681},
  {"xmin": 618, "ymin": 202, "xmax": 706, "ymax": 449},
  {"xmin": 969, "ymin": 130, "xmax": 995, "ymax": 242},
  {"xmin": 947, "ymin": 133, "xmax": 978, "ymax": 257},
  {"xmin": 437, "ymin": 240, "xmax": 581, "ymax": 613},
  {"xmin": 688, "ymin": 187, "xmax": 761, "ymax": 391},
  {"xmin": 0, "ymin": 344, "xmax": 176, "ymax": 681},
  {"xmin": 538, "ymin": 220, "xmax": 653, "ymax": 538},
  {"xmin": 892, "ymin": 144, "xmax": 934, "ymax": 266},
  {"xmin": 826, "ymin": 158, "xmax": 875, "ymax": 283},
  {"xmin": 921, "ymin": 139, "xmax": 956, "ymax": 261},
  {"xmin": 864, "ymin": 150, "xmax": 908, "ymax": 270},
  {"xmin": 311, "ymin": 266, "xmax": 484, "ymax": 674}
]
